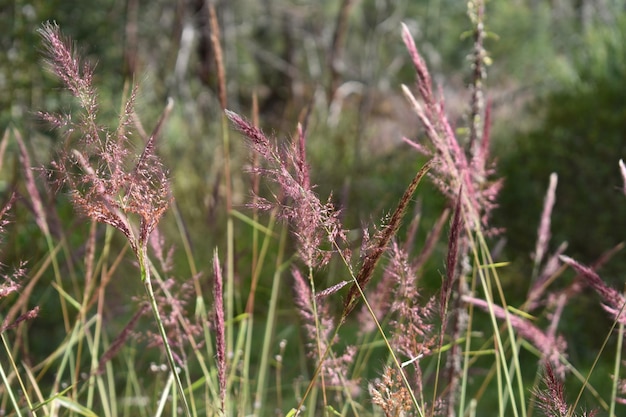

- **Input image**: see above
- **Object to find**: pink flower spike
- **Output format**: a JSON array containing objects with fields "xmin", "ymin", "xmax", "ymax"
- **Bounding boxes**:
[
  {"xmin": 213, "ymin": 250, "xmax": 226, "ymax": 412},
  {"xmin": 14, "ymin": 129, "xmax": 49, "ymax": 237},
  {"xmin": 402, "ymin": 136, "xmax": 432, "ymax": 156},
  {"xmin": 463, "ymin": 295, "xmax": 567, "ymax": 376},
  {"xmin": 560, "ymin": 255, "xmax": 626, "ymax": 325},
  {"xmin": 401, "ymin": 23, "xmax": 433, "ymax": 102},
  {"xmin": 534, "ymin": 173, "xmax": 558, "ymax": 268}
]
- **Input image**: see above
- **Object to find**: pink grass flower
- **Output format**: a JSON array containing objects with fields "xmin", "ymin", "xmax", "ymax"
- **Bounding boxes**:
[
  {"xmin": 533, "ymin": 363, "xmax": 598, "ymax": 417},
  {"xmin": 533, "ymin": 363, "xmax": 570, "ymax": 417},
  {"xmin": 213, "ymin": 251, "xmax": 226, "ymax": 411},
  {"xmin": 534, "ymin": 173, "xmax": 558, "ymax": 269},
  {"xmin": 0, "ymin": 198, "xmax": 38, "ymax": 333},
  {"xmin": 292, "ymin": 268, "xmax": 356, "ymax": 390},
  {"xmin": 463, "ymin": 295, "xmax": 567, "ymax": 376},
  {"xmin": 226, "ymin": 110, "xmax": 348, "ymax": 268},
  {"xmin": 560, "ymin": 255, "xmax": 626, "ymax": 325},
  {"xmin": 39, "ymin": 23, "xmax": 172, "ymax": 254},
  {"xmin": 442, "ymin": 188, "xmax": 463, "ymax": 322},
  {"xmin": 15, "ymin": 130, "xmax": 50, "ymax": 236},
  {"xmin": 401, "ymin": 23, "xmax": 501, "ymax": 232},
  {"xmin": 292, "ymin": 268, "xmax": 335, "ymax": 354},
  {"xmin": 381, "ymin": 242, "xmax": 437, "ymax": 374}
]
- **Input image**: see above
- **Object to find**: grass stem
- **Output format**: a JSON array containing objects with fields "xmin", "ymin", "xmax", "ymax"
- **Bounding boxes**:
[{"xmin": 139, "ymin": 244, "xmax": 192, "ymax": 417}]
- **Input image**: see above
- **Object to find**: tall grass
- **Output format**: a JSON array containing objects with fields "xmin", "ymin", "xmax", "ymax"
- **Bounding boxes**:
[{"xmin": 1, "ymin": 2, "xmax": 625, "ymax": 417}]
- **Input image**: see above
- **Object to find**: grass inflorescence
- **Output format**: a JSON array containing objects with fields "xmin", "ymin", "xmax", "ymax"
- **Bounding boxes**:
[{"xmin": 1, "ymin": 2, "xmax": 626, "ymax": 417}]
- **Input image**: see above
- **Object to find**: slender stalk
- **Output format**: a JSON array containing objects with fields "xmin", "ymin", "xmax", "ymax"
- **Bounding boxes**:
[
  {"xmin": 307, "ymin": 264, "xmax": 329, "ymax": 410},
  {"xmin": 1, "ymin": 333, "xmax": 26, "ymax": 417},
  {"xmin": 609, "ymin": 323, "xmax": 623, "ymax": 417},
  {"xmin": 448, "ymin": 1, "xmax": 488, "ymax": 414},
  {"xmin": 295, "ymin": 243, "xmax": 425, "ymax": 417},
  {"xmin": 139, "ymin": 244, "xmax": 191, "ymax": 417},
  {"xmin": 254, "ymin": 218, "xmax": 283, "ymax": 411}
]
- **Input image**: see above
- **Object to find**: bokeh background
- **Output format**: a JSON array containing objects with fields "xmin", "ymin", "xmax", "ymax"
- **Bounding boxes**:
[{"xmin": 2, "ymin": 0, "xmax": 626, "ymax": 412}]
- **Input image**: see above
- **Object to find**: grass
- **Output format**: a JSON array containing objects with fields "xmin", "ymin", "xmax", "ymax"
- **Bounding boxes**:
[{"xmin": 1, "ymin": 1, "xmax": 626, "ymax": 417}]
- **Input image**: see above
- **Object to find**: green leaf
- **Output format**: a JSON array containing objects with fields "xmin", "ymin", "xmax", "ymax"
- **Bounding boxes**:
[{"xmin": 55, "ymin": 396, "xmax": 99, "ymax": 417}]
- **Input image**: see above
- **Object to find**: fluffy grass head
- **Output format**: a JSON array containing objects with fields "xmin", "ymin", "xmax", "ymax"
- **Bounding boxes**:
[{"xmin": 39, "ymin": 22, "xmax": 172, "ymax": 253}]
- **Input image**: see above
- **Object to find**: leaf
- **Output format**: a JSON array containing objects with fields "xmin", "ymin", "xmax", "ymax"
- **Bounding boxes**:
[{"xmin": 54, "ymin": 396, "xmax": 100, "ymax": 417}]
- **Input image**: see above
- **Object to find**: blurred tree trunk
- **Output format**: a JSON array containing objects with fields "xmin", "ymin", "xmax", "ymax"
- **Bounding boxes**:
[{"xmin": 124, "ymin": 0, "xmax": 139, "ymax": 77}]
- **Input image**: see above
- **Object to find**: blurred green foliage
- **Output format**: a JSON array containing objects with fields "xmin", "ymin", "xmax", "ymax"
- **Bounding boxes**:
[
  {"xmin": 2, "ymin": 1, "xmax": 626, "ymax": 414},
  {"xmin": 2, "ymin": 0, "xmax": 624, "ymax": 331},
  {"xmin": 497, "ymin": 15, "xmax": 626, "ymax": 282}
]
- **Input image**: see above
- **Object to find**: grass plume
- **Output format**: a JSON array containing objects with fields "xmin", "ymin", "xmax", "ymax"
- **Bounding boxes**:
[{"xmin": 38, "ymin": 22, "xmax": 190, "ymax": 416}]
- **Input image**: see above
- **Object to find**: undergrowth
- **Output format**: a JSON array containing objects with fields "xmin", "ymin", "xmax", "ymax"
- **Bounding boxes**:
[{"xmin": 1, "ymin": 2, "xmax": 625, "ymax": 417}]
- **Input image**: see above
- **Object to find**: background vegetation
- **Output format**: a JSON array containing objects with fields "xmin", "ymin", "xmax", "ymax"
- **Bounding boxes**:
[{"xmin": 1, "ymin": 0, "xmax": 625, "ymax": 416}]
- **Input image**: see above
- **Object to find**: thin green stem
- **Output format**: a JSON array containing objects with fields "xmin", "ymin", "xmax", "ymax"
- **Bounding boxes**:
[
  {"xmin": 610, "ymin": 323, "xmax": 624, "ymax": 416},
  {"xmin": 294, "ymin": 262, "xmax": 425, "ymax": 417},
  {"xmin": 139, "ymin": 244, "xmax": 191, "ymax": 417},
  {"xmin": 459, "ymin": 271, "xmax": 477, "ymax": 417},
  {"xmin": 255, "ymin": 223, "xmax": 286, "ymax": 412},
  {"xmin": 44, "ymin": 234, "xmax": 70, "ymax": 333},
  {"xmin": 1, "ymin": 332, "xmax": 26, "ymax": 417}
]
